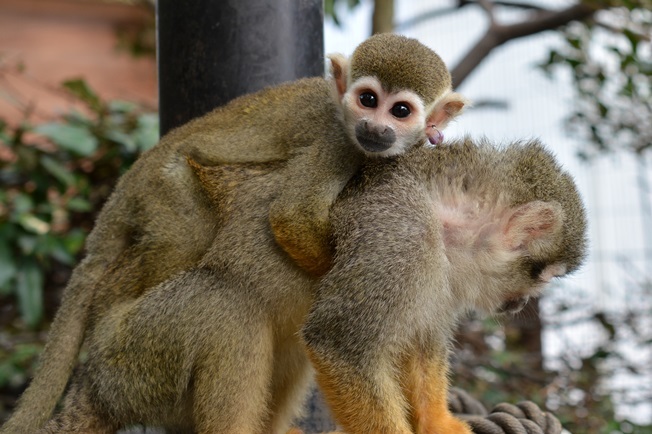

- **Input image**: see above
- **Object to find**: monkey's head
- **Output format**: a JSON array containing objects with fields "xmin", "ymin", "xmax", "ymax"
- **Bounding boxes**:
[
  {"xmin": 329, "ymin": 34, "xmax": 468, "ymax": 157},
  {"xmin": 444, "ymin": 198, "xmax": 586, "ymax": 315},
  {"xmin": 432, "ymin": 141, "xmax": 588, "ymax": 316}
]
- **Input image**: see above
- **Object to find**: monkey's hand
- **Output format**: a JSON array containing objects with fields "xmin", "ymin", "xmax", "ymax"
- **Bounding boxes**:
[
  {"xmin": 459, "ymin": 401, "xmax": 563, "ymax": 434},
  {"xmin": 269, "ymin": 200, "xmax": 334, "ymax": 277}
]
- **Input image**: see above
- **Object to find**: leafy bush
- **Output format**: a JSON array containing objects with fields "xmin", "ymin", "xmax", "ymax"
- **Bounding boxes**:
[{"xmin": 0, "ymin": 79, "xmax": 158, "ymax": 328}]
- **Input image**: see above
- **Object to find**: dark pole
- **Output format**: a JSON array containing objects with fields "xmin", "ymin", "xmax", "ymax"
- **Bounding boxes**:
[{"xmin": 157, "ymin": 0, "xmax": 324, "ymax": 136}]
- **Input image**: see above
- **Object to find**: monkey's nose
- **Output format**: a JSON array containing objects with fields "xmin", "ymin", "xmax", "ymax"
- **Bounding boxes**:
[{"xmin": 497, "ymin": 296, "xmax": 529, "ymax": 314}]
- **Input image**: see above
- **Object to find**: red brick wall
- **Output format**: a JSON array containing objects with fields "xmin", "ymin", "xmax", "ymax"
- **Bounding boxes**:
[{"xmin": 0, "ymin": 0, "xmax": 157, "ymax": 125}]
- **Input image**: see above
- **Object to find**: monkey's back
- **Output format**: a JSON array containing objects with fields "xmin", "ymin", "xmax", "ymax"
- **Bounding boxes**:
[
  {"xmin": 85, "ymin": 75, "xmax": 345, "ymax": 311},
  {"xmin": 343, "ymin": 138, "xmax": 587, "ymax": 274}
]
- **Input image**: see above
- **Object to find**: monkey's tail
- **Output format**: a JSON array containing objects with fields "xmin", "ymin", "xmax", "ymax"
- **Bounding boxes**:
[{"xmin": 1, "ymin": 258, "xmax": 98, "ymax": 434}]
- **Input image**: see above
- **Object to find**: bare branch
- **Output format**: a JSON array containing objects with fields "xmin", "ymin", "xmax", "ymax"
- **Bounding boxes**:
[
  {"xmin": 372, "ymin": 0, "xmax": 395, "ymax": 34},
  {"xmin": 451, "ymin": 2, "xmax": 598, "ymax": 88},
  {"xmin": 479, "ymin": 0, "xmax": 548, "ymax": 11},
  {"xmin": 396, "ymin": 4, "xmax": 469, "ymax": 31},
  {"xmin": 594, "ymin": 19, "xmax": 652, "ymax": 42},
  {"xmin": 397, "ymin": 1, "xmax": 547, "ymax": 31},
  {"xmin": 477, "ymin": 0, "xmax": 497, "ymax": 25}
]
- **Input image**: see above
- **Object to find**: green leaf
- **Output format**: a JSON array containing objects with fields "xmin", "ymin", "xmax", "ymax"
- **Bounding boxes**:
[
  {"xmin": 66, "ymin": 197, "xmax": 92, "ymax": 212},
  {"xmin": 0, "ymin": 242, "xmax": 17, "ymax": 294},
  {"xmin": 62, "ymin": 79, "xmax": 103, "ymax": 114},
  {"xmin": 0, "ymin": 344, "xmax": 40, "ymax": 388},
  {"xmin": 623, "ymin": 28, "xmax": 639, "ymax": 53},
  {"xmin": 16, "ymin": 259, "xmax": 44, "ymax": 328},
  {"xmin": 40, "ymin": 155, "xmax": 75, "ymax": 187},
  {"xmin": 49, "ymin": 238, "xmax": 75, "ymax": 265},
  {"xmin": 12, "ymin": 193, "xmax": 33, "ymax": 216},
  {"xmin": 17, "ymin": 235, "xmax": 38, "ymax": 255},
  {"xmin": 18, "ymin": 214, "xmax": 50, "ymax": 235},
  {"xmin": 134, "ymin": 114, "xmax": 159, "ymax": 151},
  {"xmin": 35, "ymin": 123, "xmax": 99, "ymax": 156},
  {"xmin": 63, "ymin": 110, "xmax": 93, "ymax": 127},
  {"xmin": 105, "ymin": 129, "xmax": 137, "ymax": 153},
  {"xmin": 108, "ymin": 100, "xmax": 137, "ymax": 113},
  {"xmin": 61, "ymin": 229, "xmax": 86, "ymax": 255}
]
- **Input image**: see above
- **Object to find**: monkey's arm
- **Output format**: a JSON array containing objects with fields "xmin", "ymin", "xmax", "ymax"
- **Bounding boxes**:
[
  {"xmin": 301, "ymin": 179, "xmax": 471, "ymax": 434},
  {"xmin": 269, "ymin": 138, "xmax": 362, "ymax": 277}
]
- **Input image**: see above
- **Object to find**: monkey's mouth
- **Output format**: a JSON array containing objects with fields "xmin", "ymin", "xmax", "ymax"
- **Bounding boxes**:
[
  {"xmin": 355, "ymin": 134, "xmax": 394, "ymax": 153},
  {"xmin": 354, "ymin": 123, "xmax": 396, "ymax": 153},
  {"xmin": 497, "ymin": 296, "xmax": 529, "ymax": 314}
]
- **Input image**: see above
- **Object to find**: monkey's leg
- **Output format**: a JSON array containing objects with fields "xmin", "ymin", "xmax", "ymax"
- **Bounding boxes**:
[
  {"xmin": 401, "ymin": 354, "xmax": 471, "ymax": 434},
  {"xmin": 269, "ymin": 139, "xmax": 362, "ymax": 277},
  {"xmin": 191, "ymin": 323, "xmax": 275, "ymax": 434},
  {"xmin": 305, "ymin": 349, "xmax": 413, "ymax": 434},
  {"xmin": 39, "ymin": 378, "xmax": 117, "ymax": 434},
  {"xmin": 265, "ymin": 340, "xmax": 314, "ymax": 434}
]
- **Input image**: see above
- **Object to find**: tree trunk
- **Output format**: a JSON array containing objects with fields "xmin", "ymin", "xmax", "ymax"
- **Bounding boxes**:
[{"xmin": 372, "ymin": 0, "xmax": 394, "ymax": 34}]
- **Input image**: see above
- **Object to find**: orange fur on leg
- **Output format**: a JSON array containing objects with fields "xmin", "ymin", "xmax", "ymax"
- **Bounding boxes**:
[
  {"xmin": 401, "ymin": 354, "xmax": 471, "ymax": 434},
  {"xmin": 306, "ymin": 349, "xmax": 413, "ymax": 434}
]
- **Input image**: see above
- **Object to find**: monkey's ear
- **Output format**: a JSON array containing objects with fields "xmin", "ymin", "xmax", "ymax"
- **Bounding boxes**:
[
  {"xmin": 426, "ymin": 92, "xmax": 468, "ymax": 131},
  {"xmin": 503, "ymin": 201, "xmax": 564, "ymax": 253},
  {"xmin": 327, "ymin": 53, "xmax": 350, "ymax": 99}
]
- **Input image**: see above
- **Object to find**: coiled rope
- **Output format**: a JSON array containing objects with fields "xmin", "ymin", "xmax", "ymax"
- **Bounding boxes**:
[{"xmin": 449, "ymin": 388, "xmax": 563, "ymax": 434}]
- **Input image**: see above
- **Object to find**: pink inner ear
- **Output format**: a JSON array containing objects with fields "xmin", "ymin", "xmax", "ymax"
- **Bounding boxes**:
[
  {"xmin": 504, "ymin": 202, "xmax": 562, "ymax": 250},
  {"xmin": 329, "ymin": 56, "xmax": 348, "ymax": 98},
  {"xmin": 427, "ymin": 99, "xmax": 466, "ymax": 131},
  {"xmin": 427, "ymin": 106, "xmax": 449, "ymax": 128}
]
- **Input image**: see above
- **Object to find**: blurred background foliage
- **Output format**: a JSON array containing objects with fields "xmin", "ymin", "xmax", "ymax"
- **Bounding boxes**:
[
  {"xmin": 1, "ymin": 0, "xmax": 651, "ymax": 433},
  {"xmin": 0, "ymin": 78, "xmax": 157, "ymax": 402}
]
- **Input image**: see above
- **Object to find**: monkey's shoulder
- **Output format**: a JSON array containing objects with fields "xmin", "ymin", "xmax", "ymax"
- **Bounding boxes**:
[
  {"xmin": 168, "ymin": 76, "xmax": 343, "ymax": 166},
  {"xmin": 208, "ymin": 76, "xmax": 333, "ymax": 119}
]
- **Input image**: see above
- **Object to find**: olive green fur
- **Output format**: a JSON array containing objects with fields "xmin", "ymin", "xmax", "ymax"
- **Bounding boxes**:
[{"xmin": 349, "ymin": 33, "xmax": 452, "ymax": 105}]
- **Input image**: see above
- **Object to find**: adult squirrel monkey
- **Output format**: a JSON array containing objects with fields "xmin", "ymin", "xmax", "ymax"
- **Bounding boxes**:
[{"xmin": 301, "ymin": 140, "xmax": 587, "ymax": 433}]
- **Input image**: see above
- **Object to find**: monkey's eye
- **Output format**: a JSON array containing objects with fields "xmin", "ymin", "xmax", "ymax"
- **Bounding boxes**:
[
  {"xmin": 359, "ymin": 92, "xmax": 377, "ymax": 108},
  {"xmin": 391, "ymin": 103, "xmax": 411, "ymax": 118},
  {"xmin": 529, "ymin": 261, "xmax": 547, "ymax": 280}
]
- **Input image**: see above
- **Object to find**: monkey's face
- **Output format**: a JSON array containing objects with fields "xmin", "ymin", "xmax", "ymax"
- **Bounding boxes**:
[
  {"xmin": 439, "ymin": 197, "xmax": 571, "ymax": 316},
  {"xmin": 467, "ymin": 256, "xmax": 569, "ymax": 316},
  {"xmin": 342, "ymin": 77, "xmax": 427, "ymax": 157},
  {"xmin": 494, "ymin": 260, "xmax": 569, "ymax": 314}
]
